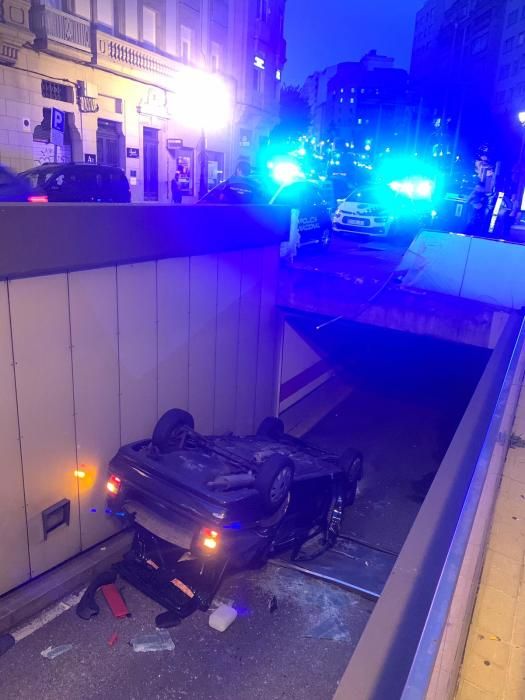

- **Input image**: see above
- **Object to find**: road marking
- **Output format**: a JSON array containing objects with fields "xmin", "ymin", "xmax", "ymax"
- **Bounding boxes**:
[{"xmin": 11, "ymin": 589, "xmax": 86, "ymax": 643}]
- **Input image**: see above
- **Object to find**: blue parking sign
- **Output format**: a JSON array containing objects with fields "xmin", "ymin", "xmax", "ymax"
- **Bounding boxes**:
[{"xmin": 51, "ymin": 108, "xmax": 65, "ymax": 146}]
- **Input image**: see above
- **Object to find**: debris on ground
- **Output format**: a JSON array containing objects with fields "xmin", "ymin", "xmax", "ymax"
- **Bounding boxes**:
[
  {"xmin": 268, "ymin": 595, "xmax": 278, "ymax": 613},
  {"xmin": 107, "ymin": 632, "xmax": 119, "ymax": 647},
  {"xmin": 0, "ymin": 634, "xmax": 15, "ymax": 657},
  {"xmin": 101, "ymin": 583, "xmax": 130, "ymax": 619},
  {"xmin": 209, "ymin": 604, "xmax": 237, "ymax": 632},
  {"xmin": 304, "ymin": 616, "xmax": 351, "ymax": 643},
  {"xmin": 130, "ymin": 629, "xmax": 175, "ymax": 652},
  {"xmin": 40, "ymin": 644, "xmax": 73, "ymax": 659}
]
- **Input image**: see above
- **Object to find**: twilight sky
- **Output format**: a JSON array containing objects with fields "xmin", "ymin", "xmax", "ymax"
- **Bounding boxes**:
[{"xmin": 283, "ymin": 0, "xmax": 424, "ymax": 85}]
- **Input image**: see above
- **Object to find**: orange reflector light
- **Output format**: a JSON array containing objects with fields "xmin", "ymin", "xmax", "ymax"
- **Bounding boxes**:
[
  {"xmin": 201, "ymin": 528, "xmax": 219, "ymax": 551},
  {"xmin": 74, "ymin": 469, "xmax": 86, "ymax": 479},
  {"xmin": 27, "ymin": 194, "xmax": 48, "ymax": 203},
  {"xmin": 106, "ymin": 474, "xmax": 121, "ymax": 495}
]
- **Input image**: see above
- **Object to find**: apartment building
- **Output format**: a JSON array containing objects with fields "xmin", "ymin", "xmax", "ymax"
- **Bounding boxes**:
[{"xmin": 0, "ymin": 0, "xmax": 286, "ymax": 201}]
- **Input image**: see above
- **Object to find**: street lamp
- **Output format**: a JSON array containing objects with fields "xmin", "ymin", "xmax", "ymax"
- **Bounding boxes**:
[{"xmin": 173, "ymin": 68, "xmax": 233, "ymax": 198}]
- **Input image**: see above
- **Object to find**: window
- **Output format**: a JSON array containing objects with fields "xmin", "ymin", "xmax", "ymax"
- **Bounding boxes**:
[
  {"xmin": 97, "ymin": 0, "xmax": 114, "ymax": 26},
  {"xmin": 252, "ymin": 67, "xmax": 262, "ymax": 92},
  {"xmin": 508, "ymin": 9, "xmax": 519, "ymax": 26},
  {"xmin": 180, "ymin": 25, "xmax": 192, "ymax": 63},
  {"xmin": 472, "ymin": 32, "xmax": 489, "ymax": 55},
  {"xmin": 256, "ymin": 0, "xmax": 268, "ymax": 21},
  {"xmin": 142, "ymin": 6, "xmax": 158, "ymax": 45},
  {"xmin": 74, "ymin": 0, "xmax": 91, "ymax": 18},
  {"xmin": 504, "ymin": 36, "xmax": 516, "ymax": 53},
  {"xmin": 41, "ymin": 80, "xmax": 73, "ymax": 103}
]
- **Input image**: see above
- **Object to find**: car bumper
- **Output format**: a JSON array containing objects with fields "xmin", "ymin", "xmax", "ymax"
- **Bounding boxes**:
[{"xmin": 333, "ymin": 221, "xmax": 389, "ymax": 236}]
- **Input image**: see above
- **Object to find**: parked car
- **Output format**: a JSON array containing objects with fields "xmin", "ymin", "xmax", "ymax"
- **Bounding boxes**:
[
  {"xmin": 0, "ymin": 164, "xmax": 46, "ymax": 202},
  {"xmin": 200, "ymin": 176, "xmax": 333, "ymax": 250},
  {"xmin": 19, "ymin": 163, "xmax": 131, "ymax": 203},
  {"xmin": 105, "ymin": 409, "xmax": 363, "ymax": 624},
  {"xmin": 332, "ymin": 185, "xmax": 395, "ymax": 237}
]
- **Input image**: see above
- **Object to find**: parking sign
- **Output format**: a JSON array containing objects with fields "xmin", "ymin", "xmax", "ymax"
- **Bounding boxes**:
[{"xmin": 51, "ymin": 108, "xmax": 65, "ymax": 146}]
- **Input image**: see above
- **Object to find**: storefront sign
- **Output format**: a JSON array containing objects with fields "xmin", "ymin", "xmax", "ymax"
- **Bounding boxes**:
[
  {"xmin": 84, "ymin": 153, "xmax": 96, "ymax": 164},
  {"xmin": 167, "ymin": 138, "xmax": 183, "ymax": 150},
  {"xmin": 127, "ymin": 147, "xmax": 140, "ymax": 158}
]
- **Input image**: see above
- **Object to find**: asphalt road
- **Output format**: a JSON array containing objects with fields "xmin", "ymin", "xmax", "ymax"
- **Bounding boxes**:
[{"xmin": 279, "ymin": 234, "xmax": 410, "ymax": 318}]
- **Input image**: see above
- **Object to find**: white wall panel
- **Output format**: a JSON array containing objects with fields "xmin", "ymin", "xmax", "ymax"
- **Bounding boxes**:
[
  {"xmin": 157, "ymin": 258, "xmax": 190, "ymax": 416},
  {"xmin": 117, "ymin": 262, "xmax": 157, "ymax": 444},
  {"xmin": 235, "ymin": 249, "xmax": 263, "ymax": 435},
  {"xmin": 9, "ymin": 275, "xmax": 79, "ymax": 577},
  {"xmin": 255, "ymin": 247, "xmax": 281, "ymax": 425},
  {"xmin": 213, "ymin": 252, "xmax": 242, "ymax": 434},
  {"xmin": 189, "ymin": 255, "xmax": 218, "ymax": 433},
  {"xmin": 69, "ymin": 268, "xmax": 121, "ymax": 550},
  {"xmin": 461, "ymin": 237, "xmax": 525, "ymax": 309},
  {"xmin": 399, "ymin": 230, "xmax": 471, "ymax": 296},
  {"xmin": 0, "ymin": 282, "xmax": 30, "ymax": 594}
]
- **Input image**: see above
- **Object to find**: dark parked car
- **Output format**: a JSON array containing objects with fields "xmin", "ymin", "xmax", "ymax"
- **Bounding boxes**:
[
  {"xmin": 0, "ymin": 164, "xmax": 46, "ymax": 202},
  {"xmin": 105, "ymin": 409, "xmax": 363, "ymax": 625},
  {"xmin": 19, "ymin": 163, "xmax": 131, "ymax": 203},
  {"xmin": 200, "ymin": 176, "xmax": 333, "ymax": 250}
]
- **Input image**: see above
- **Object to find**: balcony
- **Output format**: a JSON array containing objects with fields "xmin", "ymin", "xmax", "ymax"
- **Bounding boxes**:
[
  {"xmin": 30, "ymin": 5, "xmax": 91, "ymax": 56},
  {"xmin": 94, "ymin": 30, "xmax": 178, "ymax": 86}
]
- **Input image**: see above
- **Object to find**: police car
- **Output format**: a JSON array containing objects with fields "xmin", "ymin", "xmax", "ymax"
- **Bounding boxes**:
[{"xmin": 200, "ymin": 176, "xmax": 333, "ymax": 250}]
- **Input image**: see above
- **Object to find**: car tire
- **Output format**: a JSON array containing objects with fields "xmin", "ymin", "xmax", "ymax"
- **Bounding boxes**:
[
  {"xmin": 152, "ymin": 408, "xmax": 194, "ymax": 453},
  {"xmin": 256, "ymin": 417, "xmax": 285, "ymax": 440},
  {"xmin": 339, "ymin": 448, "xmax": 363, "ymax": 505},
  {"xmin": 255, "ymin": 454, "xmax": 294, "ymax": 513}
]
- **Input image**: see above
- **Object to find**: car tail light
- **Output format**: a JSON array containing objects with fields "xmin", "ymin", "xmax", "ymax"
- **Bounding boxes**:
[
  {"xmin": 27, "ymin": 194, "xmax": 48, "ymax": 203},
  {"xmin": 106, "ymin": 474, "xmax": 122, "ymax": 496},
  {"xmin": 200, "ymin": 527, "xmax": 220, "ymax": 551}
]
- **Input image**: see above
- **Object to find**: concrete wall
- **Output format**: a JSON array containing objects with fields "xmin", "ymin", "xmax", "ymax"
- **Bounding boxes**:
[
  {"xmin": 0, "ymin": 247, "xmax": 280, "ymax": 595},
  {"xmin": 398, "ymin": 230, "xmax": 525, "ymax": 310},
  {"xmin": 278, "ymin": 320, "xmax": 333, "ymax": 413}
]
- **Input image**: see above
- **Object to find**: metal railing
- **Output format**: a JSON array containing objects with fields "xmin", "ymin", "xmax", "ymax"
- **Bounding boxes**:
[
  {"xmin": 95, "ymin": 31, "xmax": 174, "ymax": 78},
  {"xmin": 31, "ymin": 5, "xmax": 91, "ymax": 52}
]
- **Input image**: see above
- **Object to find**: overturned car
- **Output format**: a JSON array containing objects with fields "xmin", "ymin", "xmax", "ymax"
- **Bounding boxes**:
[{"xmin": 103, "ymin": 409, "xmax": 363, "ymax": 626}]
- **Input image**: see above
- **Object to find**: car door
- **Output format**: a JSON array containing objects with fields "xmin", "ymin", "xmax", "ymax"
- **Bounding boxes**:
[{"xmin": 45, "ymin": 168, "xmax": 78, "ymax": 202}]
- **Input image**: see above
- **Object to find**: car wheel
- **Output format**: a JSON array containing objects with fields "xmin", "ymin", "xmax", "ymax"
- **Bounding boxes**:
[
  {"xmin": 319, "ymin": 228, "xmax": 331, "ymax": 249},
  {"xmin": 339, "ymin": 448, "xmax": 363, "ymax": 505},
  {"xmin": 255, "ymin": 454, "xmax": 294, "ymax": 513},
  {"xmin": 256, "ymin": 417, "xmax": 285, "ymax": 440},
  {"xmin": 152, "ymin": 408, "xmax": 194, "ymax": 453}
]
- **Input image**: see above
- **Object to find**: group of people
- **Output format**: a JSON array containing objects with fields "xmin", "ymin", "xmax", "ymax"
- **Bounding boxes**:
[{"xmin": 466, "ymin": 180, "xmax": 520, "ymax": 238}]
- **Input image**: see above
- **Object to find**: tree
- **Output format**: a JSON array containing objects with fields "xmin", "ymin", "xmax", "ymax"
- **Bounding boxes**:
[{"xmin": 271, "ymin": 85, "xmax": 311, "ymax": 142}]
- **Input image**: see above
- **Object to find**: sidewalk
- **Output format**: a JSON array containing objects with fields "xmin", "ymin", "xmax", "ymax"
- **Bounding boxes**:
[{"xmin": 456, "ymin": 401, "xmax": 525, "ymax": 699}]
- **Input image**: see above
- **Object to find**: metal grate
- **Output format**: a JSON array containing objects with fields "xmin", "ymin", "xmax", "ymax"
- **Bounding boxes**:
[{"xmin": 41, "ymin": 80, "xmax": 71, "ymax": 103}]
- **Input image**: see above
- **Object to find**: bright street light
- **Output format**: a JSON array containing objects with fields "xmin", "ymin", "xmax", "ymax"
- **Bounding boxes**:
[
  {"xmin": 174, "ymin": 68, "xmax": 232, "ymax": 132},
  {"xmin": 519, "ymin": 111, "xmax": 525, "ymax": 126}
]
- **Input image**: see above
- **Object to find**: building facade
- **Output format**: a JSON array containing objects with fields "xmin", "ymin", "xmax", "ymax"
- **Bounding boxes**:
[
  {"xmin": 410, "ymin": 0, "xmax": 508, "ymax": 159},
  {"xmin": 0, "ymin": 0, "xmax": 286, "ymax": 202},
  {"xmin": 494, "ymin": 1, "xmax": 525, "ymax": 116},
  {"xmin": 303, "ymin": 51, "xmax": 414, "ymax": 154}
]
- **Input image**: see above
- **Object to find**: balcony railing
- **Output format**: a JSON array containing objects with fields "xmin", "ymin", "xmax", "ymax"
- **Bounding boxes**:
[
  {"xmin": 95, "ymin": 31, "xmax": 176, "ymax": 79},
  {"xmin": 30, "ymin": 5, "xmax": 91, "ymax": 52}
]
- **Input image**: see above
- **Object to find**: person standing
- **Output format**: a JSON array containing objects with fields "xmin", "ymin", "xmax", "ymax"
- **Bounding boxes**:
[{"xmin": 171, "ymin": 172, "xmax": 182, "ymax": 204}]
